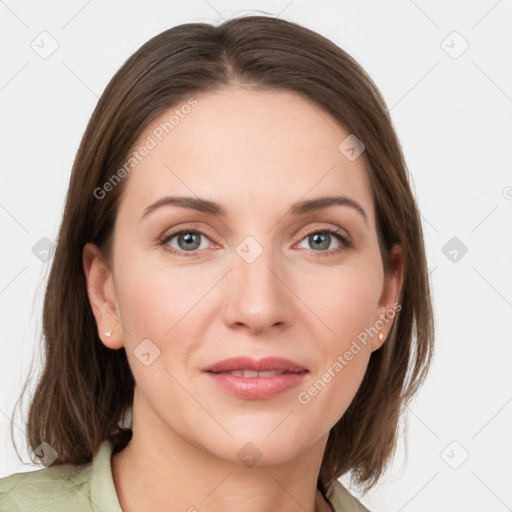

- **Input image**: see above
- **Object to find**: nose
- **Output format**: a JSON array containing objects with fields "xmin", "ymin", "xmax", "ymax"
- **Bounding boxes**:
[{"xmin": 222, "ymin": 242, "xmax": 295, "ymax": 335}]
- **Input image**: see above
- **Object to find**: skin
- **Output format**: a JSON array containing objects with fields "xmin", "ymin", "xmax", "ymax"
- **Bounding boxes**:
[{"xmin": 83, "ymin": 86, "xmax": 403, "ymax": 512}]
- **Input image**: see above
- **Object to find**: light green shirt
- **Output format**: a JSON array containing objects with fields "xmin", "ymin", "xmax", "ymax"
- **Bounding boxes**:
[{"xmin": 0, "ymin": 441, "xmax": 371, "ymax": 511}]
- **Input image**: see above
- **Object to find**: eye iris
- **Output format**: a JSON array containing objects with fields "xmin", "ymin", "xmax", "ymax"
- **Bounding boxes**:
[
  {"xmin": 310, "ymin": 232, "xmax": 330, "ymax": 250},
  {"xmin": 178, "ymin": 232, "xmax": 201, "ymax": 251}
]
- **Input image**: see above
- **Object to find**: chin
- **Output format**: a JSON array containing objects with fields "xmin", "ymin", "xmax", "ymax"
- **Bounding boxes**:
[{"xmin": 197, "ymin": 422, "xmax": 320, "ymax": 468}]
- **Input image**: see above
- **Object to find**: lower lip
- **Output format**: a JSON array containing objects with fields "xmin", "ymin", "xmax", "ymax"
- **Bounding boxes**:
[{"xmin": 204, "ymin": 371, "xmax": 308, "ymax": 399}]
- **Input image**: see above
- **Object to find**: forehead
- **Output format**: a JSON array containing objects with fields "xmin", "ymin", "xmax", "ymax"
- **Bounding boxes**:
[{"xmin": 118, "ymin": 87, "xmax": 374, "ymax": 225}]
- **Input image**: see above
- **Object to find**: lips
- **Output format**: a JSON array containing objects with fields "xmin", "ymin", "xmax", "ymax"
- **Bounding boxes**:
[
  {"xmin": 202, "ymin": 356, "xmax": 308, "ymax": 375},
  {"xmin": 202, "ymin": 356, "xmax": 308, "ymax": 399}
]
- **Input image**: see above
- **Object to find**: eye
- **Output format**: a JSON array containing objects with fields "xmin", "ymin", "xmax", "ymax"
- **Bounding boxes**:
[
  {"xmin": 160, "ymin": 227, "xmax": 213, "ymax": 255},
  {"xmin": 296, "ymin": 226, "xmax": 352, "ymax": 255},
  {"xmin": 159, "ymin": 224, "xmax": 353, "ymax": 257}
]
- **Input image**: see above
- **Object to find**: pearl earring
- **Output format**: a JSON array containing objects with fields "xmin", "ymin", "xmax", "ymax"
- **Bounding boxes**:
[
  {"xmin": 105, "ymin": 330, "xmax": 112, "ymax": 337},
  {"xmin": 378, "ymin": 332, "xmax": 384, "ymax": 341}
]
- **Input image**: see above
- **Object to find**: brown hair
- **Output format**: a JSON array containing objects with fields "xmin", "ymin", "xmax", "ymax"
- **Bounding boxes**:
[{"xmin": 12, "ymin": 14, "xmax": 434, "ymax": 494}]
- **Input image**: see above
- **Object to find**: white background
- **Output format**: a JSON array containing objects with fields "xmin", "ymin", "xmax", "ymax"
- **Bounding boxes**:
[{"xmin": 1, "ymin": 1, "xmax": 511, "ymax": 511}]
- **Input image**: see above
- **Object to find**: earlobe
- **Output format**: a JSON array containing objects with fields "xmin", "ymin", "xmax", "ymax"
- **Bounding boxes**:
[
  {"xmin": 372, "ymin": 331, "xmax": 386, "ymax": 352},
  {"xmin": 371, "ymin": 244, "xmax": 404, "ymax": 352},
  {"xmin": 82, "ymin": 243, "xmax": 124, "ymax": 350}
]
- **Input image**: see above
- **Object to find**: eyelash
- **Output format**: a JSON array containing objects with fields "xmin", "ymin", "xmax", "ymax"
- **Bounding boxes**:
[{"xmin": 158, "ymin": 223, "xmax": 353, "ymax": 257}]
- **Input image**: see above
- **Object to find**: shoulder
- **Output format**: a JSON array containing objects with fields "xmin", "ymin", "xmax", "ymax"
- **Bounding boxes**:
[
  {"xmin": 327, "ymin": 479, "xmax": 373, "ymax": 512},
  {"xmin": 0, "ymin": 461, "xmax": 93, "ymax": 512}
]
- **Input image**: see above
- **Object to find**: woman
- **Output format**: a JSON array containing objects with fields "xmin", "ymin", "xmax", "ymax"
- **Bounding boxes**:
[{"xmin": 0, "ymin": 14, "xmax": 434, "ymax": 512}]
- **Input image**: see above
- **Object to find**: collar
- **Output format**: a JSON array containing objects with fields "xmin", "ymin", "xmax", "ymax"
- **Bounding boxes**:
[{"xmin": 90, "ymin": 440, "xmax": 123, "ymax": 512}]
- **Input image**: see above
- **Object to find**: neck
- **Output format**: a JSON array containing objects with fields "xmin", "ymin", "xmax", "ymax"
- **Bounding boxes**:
[{"xmin": 111, "ymin": 391, "xmax": 332, "ymax": 512}]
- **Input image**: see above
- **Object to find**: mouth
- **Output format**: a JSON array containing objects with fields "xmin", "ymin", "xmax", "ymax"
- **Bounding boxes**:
[{"xmin": 202, "ymin": 356, "xmax": 308, "ymax": 399}]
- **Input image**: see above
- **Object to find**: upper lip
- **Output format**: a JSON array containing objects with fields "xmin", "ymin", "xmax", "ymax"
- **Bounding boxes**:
[{"xmin": 203, "ymin": 356, "xmax": 308, "ymax": 373}]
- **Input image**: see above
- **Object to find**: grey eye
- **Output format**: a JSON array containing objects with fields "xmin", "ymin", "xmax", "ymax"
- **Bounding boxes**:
[
  {"xmin": 167, "ymin": 232, "xmax": 209, "ymax": 252},
  {"xmin": 297, "ymin": 232, "xmax": 342, "ymax": 251}
]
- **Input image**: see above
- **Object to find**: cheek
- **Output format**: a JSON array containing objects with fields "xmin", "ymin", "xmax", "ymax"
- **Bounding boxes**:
[
  {"xmin": 296, "ymin": 288, "xmax": 375, "ymax": 430},
  {"xmin": 293, "ymin": 258, "xmax": 381, "ymax": 423},
  {"xmin": 300, "ymin": 253, "xmax": 382, "ymax": 349},
  {"xmin": 113, "ymin": 251, "xmax": 210, "ymax": 339},
  {"xmin": 112, "ymin": 256, "xmax": 220, "ymax": 394}
]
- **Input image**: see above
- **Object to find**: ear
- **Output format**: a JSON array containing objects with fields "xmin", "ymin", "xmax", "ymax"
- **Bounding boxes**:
[
  {"xmin": 371, "ymin": 244, "xmax": 403, "ymax": 352},
  {"xmin": 83, "ymin": 242, "xmax": 124, "ymax": 350}
]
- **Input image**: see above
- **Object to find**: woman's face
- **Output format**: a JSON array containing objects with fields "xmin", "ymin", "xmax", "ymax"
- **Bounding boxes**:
[{"xmin": 87, "ymin": 87, "xmax": 402, "ymax": 465}]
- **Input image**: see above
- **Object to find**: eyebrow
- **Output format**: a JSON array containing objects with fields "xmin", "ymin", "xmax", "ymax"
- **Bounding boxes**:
[{"xmin": 141, "ymin": 194, "xmax": 368, "ymax": 226}]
